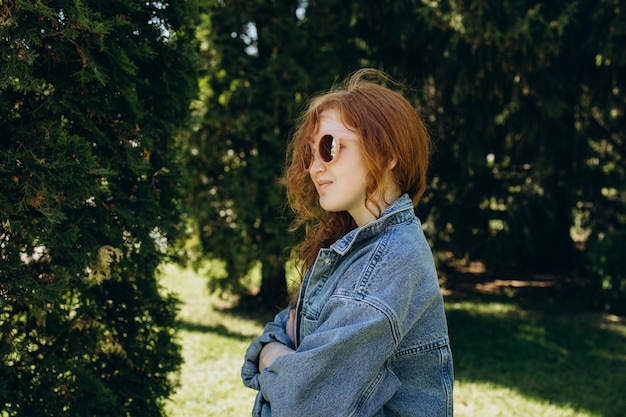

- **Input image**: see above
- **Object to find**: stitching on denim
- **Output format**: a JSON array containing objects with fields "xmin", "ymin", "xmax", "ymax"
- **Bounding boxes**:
[
  {"xmin": 331, "ymin": 195, "xmax": 415, "ymax": 255},
  {"xmin": 440, "ymin": 345, "xmax": 454, "ymax": 416},
  {"xmin": 350, "ymin": 367, "xmax": 386, "ymax": 417},
  {"xmin": 390, "ymin": 337, "xmax": 451, "ymax": 360},
  {"xmin": 334, "ymin": 290, "xmax": 401, "ymax": 345},
  {"xmin": 356, "ymin": 230, "xmax": 390, "ymax": 295}
]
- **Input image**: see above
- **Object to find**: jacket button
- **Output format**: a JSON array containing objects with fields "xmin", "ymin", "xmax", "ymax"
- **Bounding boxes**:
[{"xmin": 324, "ymin": 258, "xmax": 331, "ymax": 265}]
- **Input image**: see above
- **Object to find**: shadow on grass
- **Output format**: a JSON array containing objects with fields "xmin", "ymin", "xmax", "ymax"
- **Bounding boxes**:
[
  {"xmin": 217, "ymin": 294, "xmax": 285, "ymax": 325},
  {"xmin": 176, "ymin": 320, "xmax": 255, "ymax": 342},
  {"xmin": 447, "ymin": 305, "xmax": 626, "ymax": 417},
  {"xmin": 442, "ymin": 271, "xmax": 626, "ymax": 417}
]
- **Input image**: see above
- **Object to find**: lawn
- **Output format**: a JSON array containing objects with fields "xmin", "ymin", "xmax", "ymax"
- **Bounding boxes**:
[{"xmin": 159, "ymin": 264, "xmax": 626, "ymax": 417}]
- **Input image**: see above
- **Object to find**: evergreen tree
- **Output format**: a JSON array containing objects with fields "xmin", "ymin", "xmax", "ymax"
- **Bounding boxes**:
[
  {"xmin": 0, "ymin": 1, "xmax": 200, "ymax": 414},
  {"xmin": 185, "ymin": 0, "xmax": 361, "ymax": 307},
  {"xmin": 350, "ymin": 0, "xmax": 625, "ymax": 309}
]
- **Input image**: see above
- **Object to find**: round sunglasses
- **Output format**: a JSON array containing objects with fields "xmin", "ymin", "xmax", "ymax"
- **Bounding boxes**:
[{"xmin": 305, "ymin": 134, "xmax": 358, "ymax": 168}]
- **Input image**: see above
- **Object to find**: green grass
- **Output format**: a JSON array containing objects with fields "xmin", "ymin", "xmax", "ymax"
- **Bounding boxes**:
[
  {"xmin": 448, "ymin": 301, "xmax": 626, "ymax": 417},
  {"xmin": 159, "ymin": 264, "xmax": 270, "ymax": 417},
  {"xmin": 159, "ymin": 265, "xmax": 626, "ymax": 417}
]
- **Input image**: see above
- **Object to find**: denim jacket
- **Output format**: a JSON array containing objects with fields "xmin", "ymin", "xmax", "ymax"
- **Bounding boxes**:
[{"xmin": 241, "ymin": 194, "xmax": 453, "ymax": 417}]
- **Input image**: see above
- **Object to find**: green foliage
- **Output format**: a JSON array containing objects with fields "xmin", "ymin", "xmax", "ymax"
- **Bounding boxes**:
[
  {"xmin": 0, "ymin": 0, "xmax": 200, "ymax": 415},
  {"xmin": 185, "ymin": 0, "xmax": 392, "ymax": 306},
  {"xmin": 349, "ymin": 0, "xmax": 625, "ymax": 291},
  {"xmin": 409, "ymin": 0, "xmax": 625, "ymax": 307},
  {"xmin": 586, "ymin": 230, "xmax": 626, "ymax": 314},
  {"xmin": 185, "ymin": 0, "xmax": 360, "ymax": 306},
  {"xmin": 359, "ymin": 1, "xmax": 593, "ymax": 273}
]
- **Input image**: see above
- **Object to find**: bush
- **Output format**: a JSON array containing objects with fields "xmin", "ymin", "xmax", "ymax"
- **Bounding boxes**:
[{"xmin": 0, "ymin": 1, "xmax": 199, "ymax": 415}]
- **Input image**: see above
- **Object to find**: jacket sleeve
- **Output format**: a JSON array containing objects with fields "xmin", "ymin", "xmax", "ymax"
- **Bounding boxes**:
[
  {"xmin": 241, "ymin": 308, "xmax": 294, "ymax": 391},
  {"xmin": 256, "ymin": 294, "xmax": 401, "ymax": 417}
]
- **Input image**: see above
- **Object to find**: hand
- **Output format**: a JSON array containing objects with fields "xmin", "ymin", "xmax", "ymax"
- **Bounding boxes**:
[
  {"xmin": 286, "ymin": 309, "xmax": 296, "ymax": 346},
  {"xmin": 258, "ymin": 342, "xmax": 295, "ymax": 372}
]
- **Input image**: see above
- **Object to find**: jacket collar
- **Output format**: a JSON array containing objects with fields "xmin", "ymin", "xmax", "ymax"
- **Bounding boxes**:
[{"xmin": 330, "ymin": 194, "xmax": 415, "ymax": 256}]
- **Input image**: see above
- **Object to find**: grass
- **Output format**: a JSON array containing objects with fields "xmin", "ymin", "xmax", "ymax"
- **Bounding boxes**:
[
  {"xmin": 159, "ymin": 264, "xmax": 270, "ymax": 417},
  {"xmin": 448, "ymin": 301, "xmax": 626, "ymax": 417},
  {"xmin": 159, "ymin": 264, "xmax": 626, "ymax": 417}
]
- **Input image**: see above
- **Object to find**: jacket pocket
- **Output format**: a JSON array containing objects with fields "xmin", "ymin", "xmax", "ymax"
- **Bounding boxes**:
[{"xmin": 300, "ymin": 314, "xmax": 320, "ymax": 339}]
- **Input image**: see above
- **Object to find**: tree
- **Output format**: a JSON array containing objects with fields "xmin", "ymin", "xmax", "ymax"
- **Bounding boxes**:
[
  {"xmin": 576, "ymin": 0, "xmax": 626, "ymax": 311},
  {"xmin": 351, "ymin": 0, "xmax": 626, "ymax": 309},
  {"xmin": 185, "ymin": 0, "xmax": 362, "ymax": 307},
  {"xmin": 353, "ymin": 1, "xmax": 623, "ymax": 269},
  {"xmin": 0, "ymin": 1, "xmax": 200, "ymax": 415},
  {"xmin": 417, "ymin": 1, "xmax": 589, "ymax": 273}
]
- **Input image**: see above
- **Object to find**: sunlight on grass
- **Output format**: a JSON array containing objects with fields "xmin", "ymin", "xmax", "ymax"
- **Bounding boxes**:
[
  {"xmin": 447, "ymin": 300, "xmax": 626, "ymax": 417},
  {"xmin": 159, "ymin": 264, "xmax": 625, "ymax": 417},
  {"xmin": 454, "ymin": 381, "xmax": 598, "ymax": 417},
  {"xmin": 159, "ymin": 264, "xmax": 262, "ymax": 417},
  {"xmin": 448, "ymin": 301, "xmax": 518, "ymax": 315}
]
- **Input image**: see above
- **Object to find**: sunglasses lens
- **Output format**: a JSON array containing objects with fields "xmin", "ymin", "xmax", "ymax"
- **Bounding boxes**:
[{"xmin": 319, "ymin": 134, "xmax": 336, "ymax": 163}]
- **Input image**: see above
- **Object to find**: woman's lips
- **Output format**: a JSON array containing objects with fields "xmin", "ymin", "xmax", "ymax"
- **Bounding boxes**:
[{"xmin": 317, "ymin": 180, "xmax": 332, "ymax": 191}]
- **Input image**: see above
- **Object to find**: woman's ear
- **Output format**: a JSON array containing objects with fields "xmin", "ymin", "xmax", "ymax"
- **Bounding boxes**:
[{"xmin": 387, "ymin": 157, "xmax": 397, "ymax": 170}]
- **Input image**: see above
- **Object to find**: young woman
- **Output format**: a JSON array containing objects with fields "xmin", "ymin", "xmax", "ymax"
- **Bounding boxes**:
[{"xmin": 242, "ymin": 69, "xmax": 453, "ymax": 417}]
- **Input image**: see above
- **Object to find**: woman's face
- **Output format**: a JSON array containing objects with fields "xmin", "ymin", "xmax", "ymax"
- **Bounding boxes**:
[{"xmin": 307, "ymin": 108, "xmax": 376, "ymax": 227}]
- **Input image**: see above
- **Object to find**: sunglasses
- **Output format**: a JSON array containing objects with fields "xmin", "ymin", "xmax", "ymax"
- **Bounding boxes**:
[{"xmin": 304, "ymin": 134, "xmax": 358, "ymax": 168}]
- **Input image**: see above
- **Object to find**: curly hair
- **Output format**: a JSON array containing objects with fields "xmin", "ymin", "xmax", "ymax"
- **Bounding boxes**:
[{"xmin": 285, "ymin": 69, "xmax": 431, "ymax": 280}]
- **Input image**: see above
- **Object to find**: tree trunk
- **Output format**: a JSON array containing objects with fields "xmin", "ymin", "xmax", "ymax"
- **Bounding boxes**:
[{"xmin": 258, "ymin": 253, "xmax": 288, "ymax": 310}]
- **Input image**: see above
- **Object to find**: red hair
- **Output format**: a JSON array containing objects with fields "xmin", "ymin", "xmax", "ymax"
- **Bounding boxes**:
[{"xmin": 285, "ymin": 69, "xmax": 431, "ymax": 279}]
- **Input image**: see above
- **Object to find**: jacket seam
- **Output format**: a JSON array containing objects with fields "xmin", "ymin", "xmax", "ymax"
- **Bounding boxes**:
[
  {"xmin": 333, "ymin": 290, "xmax": 401, "ymax": 345},
  {"xmin": 355, "ymin": 229, "xmax": 390, "ymax": 295},
  {"xmin": 390, "ymin": 337, "xmax": 451, "ymax": 361}
]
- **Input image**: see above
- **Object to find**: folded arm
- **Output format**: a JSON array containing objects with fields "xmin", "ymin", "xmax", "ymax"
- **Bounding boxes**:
[
  {"xmin": 241, "ymin": 308, "xmax": 295, "ymax": 391},
  {"xmin": 255, "ymin": 296, "xmax": 399, "ymax": 417}
]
